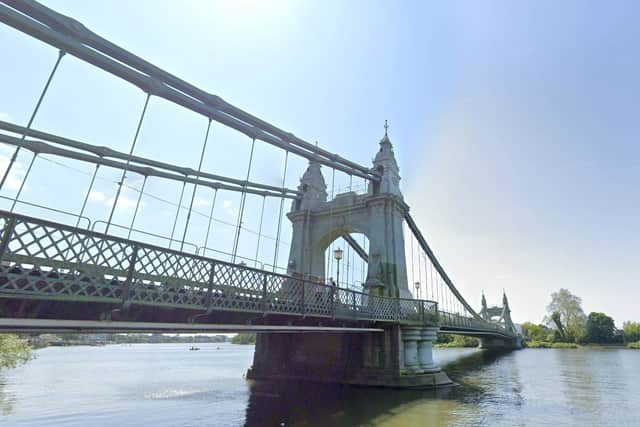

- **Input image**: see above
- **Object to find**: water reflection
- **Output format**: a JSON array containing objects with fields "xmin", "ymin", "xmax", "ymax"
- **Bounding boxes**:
[
  {"xmin": 0, "ymin": 375, "xmax": 15, "ymax": 416},
  {"xmin": 245, "ymin": 380, "xmax": 457, "ymax": 426},
  {"xmin": 555, "ymin": 349, "xmax": 600, "ymax": 412},
  {"xmin": 244, "ymin": 349, "xmax": 517, "ymax": 427}
]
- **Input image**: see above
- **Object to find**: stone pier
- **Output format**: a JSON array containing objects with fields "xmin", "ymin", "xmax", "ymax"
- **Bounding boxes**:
[
  {"xmin": 479, "ymin": 336, "xmax": 523, "ymax": 350},
  {"xmin": 247, "ymin": 325, "xmax": 452, "ymax": 388}
]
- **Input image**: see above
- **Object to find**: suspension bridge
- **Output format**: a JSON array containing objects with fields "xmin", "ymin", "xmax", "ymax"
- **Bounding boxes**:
[{"xmin": 0, "ymin": 0, "xmax": 521, "ymax": 387}]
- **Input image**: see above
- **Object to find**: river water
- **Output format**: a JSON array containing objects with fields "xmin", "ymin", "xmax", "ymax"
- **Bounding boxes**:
[{"xmin": 0, "ymin": 343, "xmax": 638, "ymax": 426}]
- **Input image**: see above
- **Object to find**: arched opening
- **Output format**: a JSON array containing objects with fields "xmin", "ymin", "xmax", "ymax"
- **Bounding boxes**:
[{"xmin": 323, "ymin": 232, "xmax": 369, "ymax": 291}]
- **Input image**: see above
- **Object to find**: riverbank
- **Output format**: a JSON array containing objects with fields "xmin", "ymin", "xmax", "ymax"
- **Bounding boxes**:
[
  {"xmin": 524, "ymin": 341, "xmax": 639, "ymax": 349},
  {"xmin": 435, "ymin": 342, "xmax": 478, "ymax": 348},
  {"xmin": 231, "ymin": 333, "xmax": 256, "ymax": 345},
  {"xmin": 526, "ymin": 341, "xmax": 580, "ymax": 349},
  {"xmin": 28, "ymin": 333, "xmax": 229, "ymax": 349},
  {"xmin": 435, "ymin": 334, "xmax": 479, "ymax": 348}
]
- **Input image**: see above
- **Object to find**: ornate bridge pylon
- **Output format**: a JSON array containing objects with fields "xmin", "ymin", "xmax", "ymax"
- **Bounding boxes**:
[{"xmin": 287, "ymin": 131, "xmax": 411, "ymax": 299}]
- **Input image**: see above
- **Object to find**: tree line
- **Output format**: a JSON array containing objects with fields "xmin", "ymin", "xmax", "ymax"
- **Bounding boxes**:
[{"xmin": 523, "ymin": 288, "xmax": 639, "ymax": 348}]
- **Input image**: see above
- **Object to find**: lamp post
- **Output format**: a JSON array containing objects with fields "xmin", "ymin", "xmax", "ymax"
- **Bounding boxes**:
[
  {"xmin": 415, "ymin": 281, "xmax": 421, "ymax": 299},
  {"xmin": 333, "ymin": 247, "xmax": 344, "ymax": 287}
]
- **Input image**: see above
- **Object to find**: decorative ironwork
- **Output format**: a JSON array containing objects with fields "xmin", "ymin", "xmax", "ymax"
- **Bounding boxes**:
[{"xmin": 0, "ymin": 210, "xmax": 447, "ymax": 326}]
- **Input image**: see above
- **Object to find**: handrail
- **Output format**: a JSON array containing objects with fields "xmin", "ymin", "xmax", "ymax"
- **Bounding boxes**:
[
  {"xmin": 0, "ymin": 209, "xmax": 441, "ymax": 326},
  {"xmin": 90, "ymin": 220, "xmax": 199, "ymax": 254},
  {"xmin": 437, "ymin": 309, "xmax": 510, "ymax": 336},
  {"xmin": 0, "ymin": 194, "xmax": 91, "ymax": 229},
  {"xmin": 198, "ymin": 246, "xmax": 266, "ymax": 271}
]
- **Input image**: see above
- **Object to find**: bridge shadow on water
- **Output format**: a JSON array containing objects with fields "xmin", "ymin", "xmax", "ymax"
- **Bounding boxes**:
[{"xmin": 243, "ymin": 349, "xmax": 516, "ymax": 427}]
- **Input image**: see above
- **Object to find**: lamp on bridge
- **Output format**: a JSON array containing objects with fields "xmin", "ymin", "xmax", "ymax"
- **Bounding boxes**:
[
  {"xmin": 333, "ymin": 248, "xmax": 344, "ymax": 287},
  {"xmin": 414, "ymin": 281, "xmax": 421, "ymax": 299}
]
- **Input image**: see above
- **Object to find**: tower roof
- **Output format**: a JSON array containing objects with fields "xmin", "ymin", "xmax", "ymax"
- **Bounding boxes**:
[
  {"xmin": 369, "ymin": 120, "xmax": 402, "ymax": 197},
  {"xmin": 374, "ymin": 120, "xmax": 397, "ymax": 164}
]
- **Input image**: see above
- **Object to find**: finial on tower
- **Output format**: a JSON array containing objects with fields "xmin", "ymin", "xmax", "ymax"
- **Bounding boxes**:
[{"xmin": 369, "ymin": 120, "xmax": 402, "ymax": 197}]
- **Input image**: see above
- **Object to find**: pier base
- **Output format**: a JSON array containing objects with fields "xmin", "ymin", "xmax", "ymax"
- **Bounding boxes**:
[
  {"xmin": 247, "ymin": 325, "xmax": 452, "ymax": 388},
  {"xmin": 479, "ymin": 336, "xmax": 523, "ymax": 350}
]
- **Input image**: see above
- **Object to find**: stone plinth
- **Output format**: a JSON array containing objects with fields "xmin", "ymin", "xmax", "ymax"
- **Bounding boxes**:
[
  {"xmin": 418, "ymin": 327, "xmax": 440, "ymax": 372},
  {"xmin": 402, "ymin": 326, "xmax": 421, "ymax": 373},
  {"xmin": 247, "ymin": 325, "xmax": 452, "ymax": 389}
]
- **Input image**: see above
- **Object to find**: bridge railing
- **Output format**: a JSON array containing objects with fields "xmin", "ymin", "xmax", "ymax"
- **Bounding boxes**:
[
  {"xmin": 0, "ymin": 210, "xmax": 438, "ymax": 325},
  {"xmin": 438, "ymin": 310, "xmax": 509, "ymax": 335}
]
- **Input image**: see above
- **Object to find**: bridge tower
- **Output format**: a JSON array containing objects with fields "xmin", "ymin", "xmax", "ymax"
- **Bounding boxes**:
[
  {"xmin": 249, "ymin": 128, "xmax": 451, "ymax": 388},
  {"xmin": 478, "ymin": 292, "xmax": 522, "ymax": 349},
  {"xmin": 480, "ymin": 291, "xmax": 488, "ymax": 320},
  {"xmin": 286, "ymin": 128, "xmax": 411, "ymax": 298}
]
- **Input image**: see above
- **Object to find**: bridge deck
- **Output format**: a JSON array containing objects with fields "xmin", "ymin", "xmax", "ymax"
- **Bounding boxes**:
[{"xmin": 0, "ymin": 210, "xmax": 512, "ymax": 337}]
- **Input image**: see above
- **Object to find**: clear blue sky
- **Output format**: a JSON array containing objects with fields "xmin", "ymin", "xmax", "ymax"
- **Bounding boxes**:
[{"xmin": 0, "ymin": 0, "xmax": 638, "ymax": 325}]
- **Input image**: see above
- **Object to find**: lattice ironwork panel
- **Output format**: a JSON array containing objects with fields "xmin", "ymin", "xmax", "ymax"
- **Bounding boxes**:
[
  {"xmin": 366, "ymin": 297, "xmax": 397, "ymax": 321},
  {"xmin": 206, "ymin": 287, "xmax": 263, "ymax": 313},
  {"xmin": 212, "ymin": 263, "xmax": 264, "ymax": 293},
  {"xmin": 302, "ymin": 282, "xmax": 332, "ymax": 316},
  {"xmin": 265, "ymin": 275, "xmax": 303, "ymax": 314},
  {"xmin": 421, "ymin": 301, "xmax": 438, "ymax": 324},
  {"xmin": 350, "ymin": 292, "xmax": 374, "ymax": 318},
  {"xmin": 398, "ymin": 299, "xmax": 421, "ymax": 322},
  {"xmin": 334, "ymin": 288, "xmax": 358, "ymax": 320},
  {"xmin": 0, "ymin": 264, "xmax": 122, "ymax": 302},
  {"xmin": 135, "ymin": 247, "xmax": 209, "ymax": 286},
  {"xmin": 80, "ymin": 236, "xmax": 132, "ymax": 271},
  {"xmin": 6, "ymin": 220, "xmax": 132, "ymax": 272},
  {"xmin": 129, "ymin": 280, "xmax": 206, "ymax": 308}
]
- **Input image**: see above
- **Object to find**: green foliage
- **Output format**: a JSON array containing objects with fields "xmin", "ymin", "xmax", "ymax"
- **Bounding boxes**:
[
  {"xmin": 628, "ymin": 341, "xmax": 640, "ymax": 350},
  {"xmin": 550, "ymin": 311, "xmax": 567, "ymax": 340},
  {"xmin": 526, "ymin": 341, "xmax": 579, "ymax": 349},
  {"xmin": 552, "ymin": 329, "xmax": 565, "ymax": 343},
  {"xmin": 623, "ymin": 322, "xmax": 640, "ymax": 343},
  {"xmin": 436, "ymin": 334, "xmax": 452, "ymax": 344},
  {"xmin": 0, "ymin": 334, "xmax": 34, "ymax": 369},
  {"xmin": 552, "ymin": 342, "xmax": 579, "ymax": 349},
  {"xmin": 435, "ymin": 334, "xmax": 478, "ymax": 348},
  {"xmin": 521, "ymin": 322, "xmax": 549, "ymax": 341},
  {"xmin": 585, "ymin": 312, "xmax": 616, "ymax": 344},
  {"xmin": 545, "ymin": 289, "xmax": 586, "ymax": 343},
  {"xmin": 231, "ymin": 333, "xmax": 256, "ymax": 345}
]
